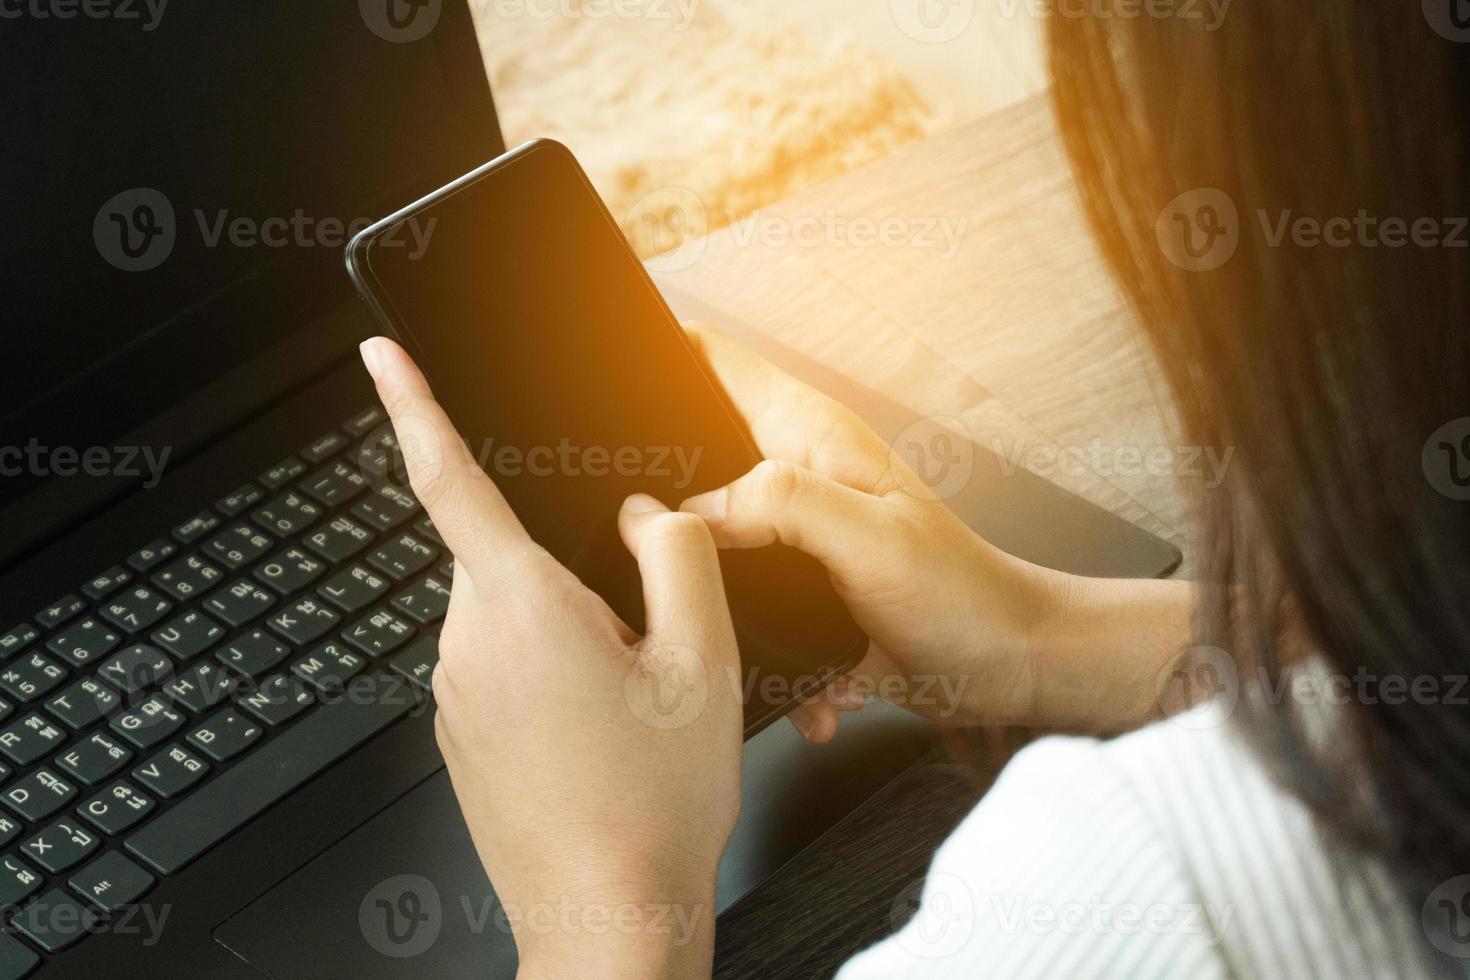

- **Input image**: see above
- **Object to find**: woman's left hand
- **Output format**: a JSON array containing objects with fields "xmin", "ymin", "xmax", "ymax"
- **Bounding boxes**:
[{"xmin": 361, "ymin": 337, "xmax": 743, "ymax": 980}]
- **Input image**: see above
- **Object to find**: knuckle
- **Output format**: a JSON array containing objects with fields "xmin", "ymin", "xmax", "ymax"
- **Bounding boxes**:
[{"xmin": 751, "ymin": 459, "xmax": 802, "ymax": 509}]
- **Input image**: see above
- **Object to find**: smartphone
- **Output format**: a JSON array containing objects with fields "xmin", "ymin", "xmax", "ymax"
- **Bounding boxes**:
[{"xmin": 345, "ymin": 139, "xmax": 866, "ymax": 735}]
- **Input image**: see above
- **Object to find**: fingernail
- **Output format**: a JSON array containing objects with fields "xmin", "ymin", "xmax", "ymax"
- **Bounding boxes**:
[
  {"xmin": 681, "ymin": 487, "xmax": 728, "ymax": 528},
  {"xmin": 359, "ymin": 338, "xmax": 386, "ymax": 380},
  {"xmin": 624, "ymin": 494, "xmax": 663, "ymax": 516},
  {"xmin": 790, "ymin": 713, "xmax": 815, "ymax": 739}
]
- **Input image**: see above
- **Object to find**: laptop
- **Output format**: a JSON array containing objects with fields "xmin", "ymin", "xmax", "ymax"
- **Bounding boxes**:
[{"xmin": 0, "ymin": 3, "xmax": 1180, "ymax": 976}]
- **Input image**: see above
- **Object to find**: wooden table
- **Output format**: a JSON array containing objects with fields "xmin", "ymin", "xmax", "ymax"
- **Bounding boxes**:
[{"xmin": 656, "ymin": 92, "xmax": 1193, "ymax": 574}]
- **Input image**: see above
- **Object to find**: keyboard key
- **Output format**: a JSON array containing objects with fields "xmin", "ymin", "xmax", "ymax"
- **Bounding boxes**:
[
  {"xmin": 0, "ymin": 932, "xmax": 38, "ymax": 979},
  {"xmin": 205, "ymin": 523, "xmax": 274, "ymax": 570},
  {"xmin": 355, "ymin": 428, "xmax": 403, "ymax": 481},
  {"xmin": 369, "ymin": 533, "xmax": 438, "ymax": 582},
  {"xmin": 77, "ymin": 782, "xmax": 155, "ymax": 836},
  {"xmin": 97, "ymin": 644, "xmax": 172, "ymax": 695},
  {"xmin": 100, "ymin": 586, "xmax": 173, "ymax": 634},
  {"xmin": 291, "ymin": 642, "xmax": 367, "ymax": 697},
  {"xmin": 151, "ymin": 610, "xmax": 225, "ymax": 661},
  {"xmin": 0, "ymin": 625, "xmax": 38, "ymax": 661},
  {"xmin": 12, "ymin": 888, "xmax": 100, "ymax": 952},
  {"xmin": 163, "ymin": 662, "xmax": 236, "ymax": 714},
  {"xmin": 0, "ymin": 653, "xmax": 67, "ymax": 703},
  {"xmin": 0, "ymin": 715, "xmax": 66, "ymax": 767},
  {"xmin": 70, "ymin": 851, "xmax": 154, "ymax": 912},
  {"xmin": 4, "ymin": 769, "xmax": 77, "ymax": 822},
  {"xmin": 253, "ymin": 547, "xmax": 327, "ymax": 595},
  {"xmin": 186, "ymin": 709, "xmax": 263, "ymax": 763},
  {"xmin": 389, "ymin": 634, "xmax": 439, "ymax": 693},
  {"xmin": 0, "ymin": 817, "xmax": 21, "ymax": 850},
  {"xmin": 172, "ymin": 511, "xmax": 221, "ymax": 545},
  {"xmin": 215, "ymin": 482, "xmax": 265, "ymax": 518},
  {"xmin": 342, "ymin": 609, "xmax": 415, "ymax": 658},
  {"xmin": 126, "ymin": 538, "xmax": 179, "ymax": 573},
  {"xmin": 55, "ymin": 732, "xmax": 132, "ymax": 787},
  {"xmin": 110, "ymin": 696, "xmax": 185, "ymax": 751},
  {"xmin": 317, "ymin": 565, "xmax": 389, "ymax": 614},
  {"xmin": 304, "ymin": 515, "xmax": 373, "ymax": 563},
  {"xmin": 22, "ymin": 820, "xmax": 99, "ymax": 874},
  {"xmin": 35, "ymin": 595, "xmax": 85, "ymax": 631},
  {"xmin": 413, "ymin": 515, "xmax": 444, "ymax": 547},
  {"xmin": 258, "ymin": 456, "xmax": 307, "ymax": 491},
  {"xmin": 252, "ymin": 491, "xmax": 321, "ymax": 536},
  {"xmin": 46, "ymin": 618, "xmax": 120, "ymax": 669},
  {"xmin": 266, "ymin": 597, "xmax": 340, "ymax": 647},
  {"xmin": 152, "ymin": 553, "xmax": 224, "ymax": 601},
  {"xmin": 126, "ymin": 685, "xmax": 410, "ymax": 874},
  {"xmin": 342, "ymin": 406, "xmax": 387, "ymax": 438},
  {"xmin": 45, "ymin": 678, "xmax": 119, "ymax": 731},
  {"xmin": 0, "ymin": 855, "xmax": 43, "ymax": 909},
  {"xmin": 300, "ymin": 461, "xmax": 366, "ymax": 507},
  {"xmin": 351, "ymin": 485, "xmax": 419, "ymax": 531},
  {"xmin": 204, "ymin": 579, "xmax": 276, "ymax": 627},
  {"xmin": 216, "ymin": 630, "xmax": 290, "ymax": 678},
  {"xmin": 392, "ymin": 576, "xmax": 451, "ymax": 624},
  {"xmin": 81, "ymin": 566, "xmax": 133, "ymax": 602},
  {"xmin": 235, "ymin": 675, "xmax": 313, "ymax": 727},
  {"xmin": 132, "ymin": 744, "xmax": 209, "ymax": 799},
  {"xmin": 301, "ymin": 430, "xmax": 350, "ymax": 464}
]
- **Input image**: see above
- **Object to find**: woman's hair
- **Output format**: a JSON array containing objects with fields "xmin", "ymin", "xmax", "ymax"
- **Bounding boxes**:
[{"xmin": 1046, "ymin": 4, "xmax": 1470, "ymax": 888}]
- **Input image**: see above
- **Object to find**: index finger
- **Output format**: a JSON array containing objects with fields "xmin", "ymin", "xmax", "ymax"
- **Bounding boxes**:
[
  {"xmin": 360, "ymin": 337, "xmax": 536, "ymax": 576},
  {"xmin": 682, "ymin": 324, "xmax": 896, "ymax": 493}
]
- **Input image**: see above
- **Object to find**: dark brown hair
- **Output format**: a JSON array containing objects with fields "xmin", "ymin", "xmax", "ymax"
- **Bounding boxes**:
[{"xmin": 1047, "ymin": 3, "xmax": 1470, "ymax": 888}]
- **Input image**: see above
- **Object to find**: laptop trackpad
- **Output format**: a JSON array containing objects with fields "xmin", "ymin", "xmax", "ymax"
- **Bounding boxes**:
[{"xmin": 215, "ymin": 771, "xmax": 520, "ymax": 978}]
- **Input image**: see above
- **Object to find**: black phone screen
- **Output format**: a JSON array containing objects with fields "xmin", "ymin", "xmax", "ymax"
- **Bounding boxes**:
[{"xmin": 349, "ymin": 141, "xmax": 865, "ymax": 732}]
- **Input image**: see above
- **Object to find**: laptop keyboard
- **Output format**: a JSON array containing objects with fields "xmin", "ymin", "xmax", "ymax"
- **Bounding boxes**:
[{"xmin": 0, "ymin": 405, "xmax": 445, "ymax": 972}]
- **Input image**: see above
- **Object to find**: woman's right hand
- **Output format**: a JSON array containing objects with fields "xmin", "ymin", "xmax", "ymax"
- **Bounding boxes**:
[{"xmin": 678, "ymin": 325, "xmax": 1073, "ymax": 742}]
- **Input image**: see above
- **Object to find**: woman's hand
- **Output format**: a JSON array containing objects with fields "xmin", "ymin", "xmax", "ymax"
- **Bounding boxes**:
[
  {"xmin": 362, "ymin": 337, "xmax": 742, "ymax": 980},
  {"xmin": 679, "ymin": 325, "xmax": 1191, "ymax": 741}
]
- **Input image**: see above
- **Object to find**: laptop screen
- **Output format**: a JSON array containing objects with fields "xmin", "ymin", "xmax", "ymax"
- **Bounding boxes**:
[{"xmin": 0, "ymin": 1, "xmax": 502, "ymax": 506}]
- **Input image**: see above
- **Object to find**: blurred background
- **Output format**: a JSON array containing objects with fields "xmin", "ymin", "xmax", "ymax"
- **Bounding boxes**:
[{"xmin": 473, "ymin": 0, "xmax": 1045, "ymax": 258}]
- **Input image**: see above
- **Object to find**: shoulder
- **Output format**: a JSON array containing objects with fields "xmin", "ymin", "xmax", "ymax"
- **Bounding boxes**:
[
  {"xmin": 839, "ymin": 717, "xmax": 1447, "ymax": 979},
  {"xmin": 838, "ymin": 726, "xmax": 1234, "ymax": 979}
]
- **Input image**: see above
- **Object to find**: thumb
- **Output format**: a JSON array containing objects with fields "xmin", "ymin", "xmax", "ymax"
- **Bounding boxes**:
[
  {"xmin": 680, "ymin": 460, "xmax": 881, "ymax": 572},
  {"xmin": 618, "ymin": 495, "xmax": 735, "ymax": 656}
]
